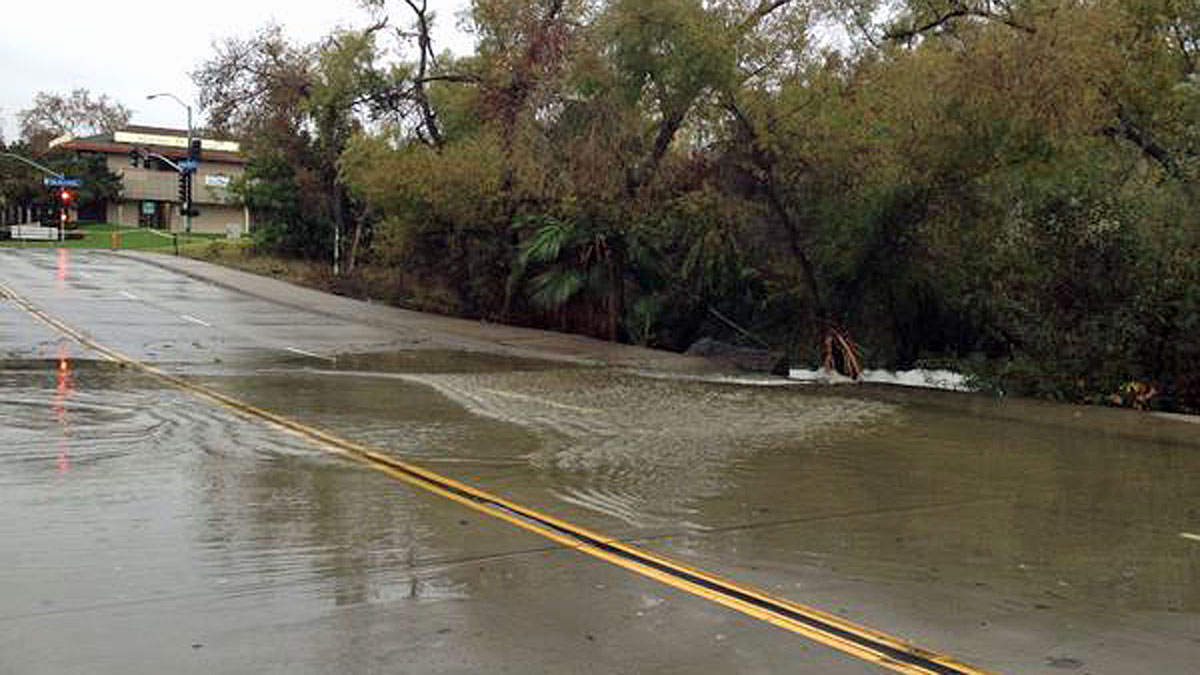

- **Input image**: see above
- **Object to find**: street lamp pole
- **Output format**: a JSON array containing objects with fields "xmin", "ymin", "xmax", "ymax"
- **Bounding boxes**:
[
  {"xmin": 146, "ymin": 93, "xmax": 193, "ymax": 235},
  {"xmin": 0, "ymin": 152, "xmax": 66, "ymax": 179}
]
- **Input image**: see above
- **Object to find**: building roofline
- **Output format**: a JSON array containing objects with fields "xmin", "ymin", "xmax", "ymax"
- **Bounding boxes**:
[
  {"xmin": 122, "ymin": 124, "xmax": 191, "ymax": 137},
  {"xmin": 57, "ymin": 139, "xmax": 247, "ymax": 165}
]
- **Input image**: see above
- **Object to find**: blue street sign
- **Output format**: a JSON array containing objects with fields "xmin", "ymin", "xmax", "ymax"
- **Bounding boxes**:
[
  {"xmin": 179, "ymin": 160, "xmax": 199, "ymax": 171},
  {"xmin": 44, "ymin": 177, "xmax": 83, "ymax": 187}
]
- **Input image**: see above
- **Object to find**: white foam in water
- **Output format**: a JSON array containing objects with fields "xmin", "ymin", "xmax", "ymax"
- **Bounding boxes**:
[
  {"xmin": 631, "ymin": 370, "xmax": 804, "ymax": 387},
  {"xmin": 788, "ymin": 367, "xmax": 972, "ymax": 392}
]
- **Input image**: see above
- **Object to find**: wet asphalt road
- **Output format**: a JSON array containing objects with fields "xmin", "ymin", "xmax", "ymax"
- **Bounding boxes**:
[{"xmin": 1, "ymin": 249, "xmax": 1198, "ymax": 674}]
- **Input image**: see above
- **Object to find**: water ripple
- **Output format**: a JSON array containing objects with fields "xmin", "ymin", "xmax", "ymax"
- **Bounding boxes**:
[
  {"xmin": 407, "ymin": 370, "xmax": 899, "ymax": 528},
  {"xmin": 0, "ymin": 360, "xmax": 322, "ymax": 483}
]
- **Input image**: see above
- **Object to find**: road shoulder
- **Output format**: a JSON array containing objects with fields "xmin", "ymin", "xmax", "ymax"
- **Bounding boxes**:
[{"xmin": 115, "ymin": 250, "xmax": 726, "ymax": 374}]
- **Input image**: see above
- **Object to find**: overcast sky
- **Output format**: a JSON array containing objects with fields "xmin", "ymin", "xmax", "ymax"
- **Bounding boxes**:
[{"xmin": 0, "ymin": 0, "xmax": 472, "ymax": 142}]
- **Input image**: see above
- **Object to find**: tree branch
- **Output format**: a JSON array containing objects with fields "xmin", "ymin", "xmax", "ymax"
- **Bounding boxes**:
[
  {"xmin": 1105, "ymin": 107, "xmax": 1182, "ymax": 180},
  {"xmin": 738, "ymin": 0, "xmax": 799, "ymax": 34},
  {"xmin": 403, "ymin": 0, "xmax": 444, "ymax": 148},
  {"xmin": 885, "ymin": 5, "xmax": 1035, "ymax": 42},
  {"xmin": 417, "ymin": 73, "xmax": 483, "ymax": 85}
]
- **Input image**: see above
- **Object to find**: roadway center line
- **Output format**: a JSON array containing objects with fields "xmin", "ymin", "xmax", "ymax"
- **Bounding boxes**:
[
  {"xmin": 1181, "ymin": 532, "xmax": 1200, "ymax": 543},
  {"xmin": 0, "ymin": 279, "xmax": 990, "ymax": 675},
  {"xmin": 180, "ymin": 314, "xmax": 212, "ymax": 327}
]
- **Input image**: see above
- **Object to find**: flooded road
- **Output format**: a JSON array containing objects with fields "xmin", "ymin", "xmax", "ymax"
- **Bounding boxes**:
[{"xmin": 1, "ymin": 250, "xmax": 1197, "ymax": 674}]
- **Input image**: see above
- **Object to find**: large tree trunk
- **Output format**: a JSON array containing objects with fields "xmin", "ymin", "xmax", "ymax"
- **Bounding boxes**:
[
  {"xmin": 348, "ymin": 212, "xmax": 363, "ymax": 274},
  {"xmin": 606, "ymin": 243, "xmax": 626, "ymax": 342}
]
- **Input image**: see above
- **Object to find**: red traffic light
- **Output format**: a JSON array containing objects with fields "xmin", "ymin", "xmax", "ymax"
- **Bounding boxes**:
[{"xmin": 59, "ymin": 189, "xmax": 73, "ymax": 203}]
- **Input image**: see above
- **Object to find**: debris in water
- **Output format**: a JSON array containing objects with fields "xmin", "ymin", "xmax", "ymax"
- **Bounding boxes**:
[{"xmin": 789, "ymin": 367, "xmax": 971, "ymax": 392}]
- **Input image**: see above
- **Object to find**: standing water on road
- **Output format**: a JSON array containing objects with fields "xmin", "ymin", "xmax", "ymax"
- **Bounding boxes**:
[
  {"xmin": 197, "ymin": 356, "xmax": 1200, "ymax": 672},
  {"xmin": 2, "ymin": 246, "xmax": 1198, "ymax": 673}
]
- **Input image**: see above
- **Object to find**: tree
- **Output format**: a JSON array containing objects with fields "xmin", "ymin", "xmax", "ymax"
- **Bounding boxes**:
[
  {"xmin": 17, "ymin": 89, "xmax": 131, "ymax": 150},
  {"xmin": 195, "ymin": 23, "xmax": 385, "ymax": 269},
  {"xmin": 202, "ymin": 0, "xmax": 1200, "ymax": 409},
  {"xmin": 194, "ymin": 25, "xmax": 315, "ymax": 138}
]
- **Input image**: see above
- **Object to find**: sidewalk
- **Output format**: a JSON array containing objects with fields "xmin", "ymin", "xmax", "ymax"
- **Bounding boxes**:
[{"xmin": 115, "ymin": 250, "xmax": 726, "ymax": 374}]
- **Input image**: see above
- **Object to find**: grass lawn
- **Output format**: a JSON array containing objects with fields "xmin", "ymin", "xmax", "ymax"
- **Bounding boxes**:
[{"xmin": 1, "ymin": 223, "xmax": 223, "ymax": 250}]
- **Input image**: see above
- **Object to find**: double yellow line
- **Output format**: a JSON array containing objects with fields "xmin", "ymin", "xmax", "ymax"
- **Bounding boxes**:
[{"xmin": 0, "ymin": 279, "xmax": 992, "ymax": 675}]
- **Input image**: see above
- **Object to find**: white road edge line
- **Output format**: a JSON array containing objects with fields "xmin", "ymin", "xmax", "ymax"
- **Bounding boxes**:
[
  {"xmin": 1180, "ymin": 532, "xmax": 1200, "ymax": 542},
  {"xmin": 181, "ymin": 314, "xmax": 212, "ymax": 327},
  {"xmin": 286, "ymin": 347, "xmax": 335, "ymax": 362},
  {"xmin": 119, "ymin": 290, "xmax": 139, "ymax": 301}
]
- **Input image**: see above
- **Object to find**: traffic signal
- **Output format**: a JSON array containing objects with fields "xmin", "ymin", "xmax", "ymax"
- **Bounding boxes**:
[
  {"xmin": 177, "ymin": 171, "xmax": 192, "ymax": 205},
  {"xmin": 189, "ymin": 139, "xmax": 201, "ymax": 162},
  {"xmin": 54, "ymin": 188, "xmax": 73, "ymax": 228},
  {"xmin": 129, "ymin": 149, "xmax": 141, "ymax": 167}
]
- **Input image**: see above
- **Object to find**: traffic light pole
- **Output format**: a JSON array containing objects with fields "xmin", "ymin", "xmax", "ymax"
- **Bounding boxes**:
[
  {"xmin": 147, "ymin": 93, "xmax": 193, "ymax": 236},
  {"xmin": 185, "ymin": 105, "xmax": 193, "ymax": 236},
  {"xmin": 58, "ymin": 188, "xmax": 73, "ymax": 242},
  {"xmin": 130, "ymin": 147, "xmax": 193, "ymax": 236},
  {"xmin": 133, "ymin": 148, "xmax": 183, "ymax": 173}
]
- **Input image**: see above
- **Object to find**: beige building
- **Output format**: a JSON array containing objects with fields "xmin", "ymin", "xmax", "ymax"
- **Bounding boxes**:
[{"xmin": 53, "ymin": 125, "xmax": 251, "ymax": 235}]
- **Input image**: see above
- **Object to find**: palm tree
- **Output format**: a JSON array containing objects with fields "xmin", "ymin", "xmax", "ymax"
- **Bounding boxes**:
[{"xmin": 508, "ymin": 214, "xmax": 629, "ymax": 341}]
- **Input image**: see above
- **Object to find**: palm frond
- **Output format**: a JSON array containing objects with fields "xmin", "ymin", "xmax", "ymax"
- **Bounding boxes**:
[
  {"xmin": 521, "ymin": 219, "xmax": 575, "ymax": 265},
  {"xmin": 529, "ymin": 268, "xmax": 586, "ymax": 310}
]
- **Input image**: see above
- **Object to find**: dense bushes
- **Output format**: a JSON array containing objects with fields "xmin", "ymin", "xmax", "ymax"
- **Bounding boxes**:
[{"xmin": 207, "ymin": 0, "xmax": 1200, "ymax": 412}]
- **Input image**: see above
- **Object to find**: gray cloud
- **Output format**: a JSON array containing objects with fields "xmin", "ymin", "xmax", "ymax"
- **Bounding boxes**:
[{"xmin": 1, "ymin": 0, "xmax": 471, "ymax": 141}]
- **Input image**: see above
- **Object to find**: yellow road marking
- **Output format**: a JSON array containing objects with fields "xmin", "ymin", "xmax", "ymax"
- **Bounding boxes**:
[{"xmin": 0, "ymin": 279, "xmax": 992, "ymax": 675}]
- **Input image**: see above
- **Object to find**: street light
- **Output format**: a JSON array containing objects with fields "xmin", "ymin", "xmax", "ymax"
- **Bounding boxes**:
[
  {"xmin": 0, "ymin": 152, "xmax": 65, "ymax": 179},
  {"xmin": 146, "ymin": 92, "xmax": 194, "ymax": 235}
]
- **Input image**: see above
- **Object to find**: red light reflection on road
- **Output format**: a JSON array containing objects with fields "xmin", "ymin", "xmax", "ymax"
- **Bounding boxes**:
[
  {"xmin": 56, "ymin": 249, "xmax": 70, "ymax": 283},
  {"xmin": 53, "ymin": 343, "xmax": 74, "ymax": 474}
]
